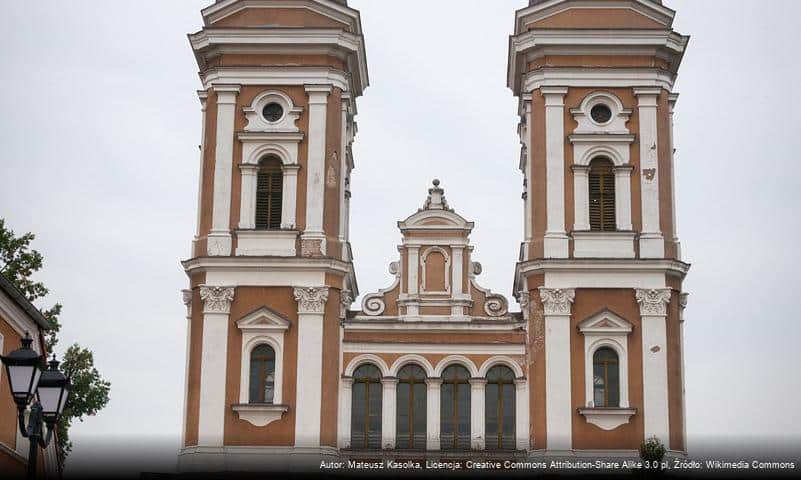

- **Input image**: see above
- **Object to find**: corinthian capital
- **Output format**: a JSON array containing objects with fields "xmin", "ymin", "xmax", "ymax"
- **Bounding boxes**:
[
  {"xmin": 199, "ymin": 285, "xmax": 235, "ymax": 314},
  {"xmin": 635, "ymin": 288, "xmax": 671, "ymax": 316},
  {"xmin": 538, "ymin": 288, "xmax": 575, "ymax": 315},
  {"xmin": 293, "ymin": 286, "xmax": 330, "ymax": 314}
]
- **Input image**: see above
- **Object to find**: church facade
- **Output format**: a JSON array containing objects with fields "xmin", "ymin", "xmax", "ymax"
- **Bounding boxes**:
[{"xmin": 178, "ymin": 0, "xmax": 691, "ymax": 471}]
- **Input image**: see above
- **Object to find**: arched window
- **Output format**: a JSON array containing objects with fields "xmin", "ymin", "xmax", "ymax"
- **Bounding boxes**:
[
  {"xmin": 255, "ymin": 156, "xmax": 283, "ymax": 229},
  {"xmin": 248, "ymin": 344, "xmax": 275, "ymax": 403},
  {"xmin": 440, "ymin": 365, "xmax": 471, "ymax": 450},
  {"xmin": 485, "ymin": 365, "xmax": 516, "ymax": 450},
  {"xmin": 351, "ymin": 364, "xmax": 382, "ymax": 449},
  {"xmin": 589, "ymin": 157, "xmax": 616, "ymax": 231},
  {"xmin": 396, "ymin": 364, "xmax": 427, "ymax": 450},
  {"xmin": 593, "ymin": 347, "xmax": 620, "ymax": 407}
]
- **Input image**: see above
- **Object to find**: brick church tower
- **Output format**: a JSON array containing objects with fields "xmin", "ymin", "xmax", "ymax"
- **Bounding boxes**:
[
  {"xmin": 179, "ymin": 0, "xmax": 368, "ymax": 470},
  {"xmin": 509, "ymin": 0, "xmax": 690, "ymax": 452}
]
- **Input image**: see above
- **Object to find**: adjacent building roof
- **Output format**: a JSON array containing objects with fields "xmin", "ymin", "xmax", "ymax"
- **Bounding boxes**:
[{"xmin": 0, "ymin": 273, "xmax": 50, "ymax": 330}]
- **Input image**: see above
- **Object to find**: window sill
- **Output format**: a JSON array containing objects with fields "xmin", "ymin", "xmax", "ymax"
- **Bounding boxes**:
[
  {"xmin": 578, "ymin": 407, "xmax": 636, "ymax": 431},
  {"xmin": 232, "ymin": 403, "xmax": 289, "ymax": 427},
  {"xmin": 235, "ymin": 229, "xmax": 298, "ymax": 256},
  {"xmin": 572, "ymin": 231, "xmax": 635, "ymax": 258}
]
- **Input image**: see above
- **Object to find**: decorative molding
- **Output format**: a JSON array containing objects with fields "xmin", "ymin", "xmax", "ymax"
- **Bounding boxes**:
[
  {"xmin": 293, "ymin": 287, "xmax": 329, "ymax": 315},
  {"xmin": 340, "ymin": 290, "xmax": 353, "ymax": 320},
  {"xmin": 420, "ymin": 246, "xmax": 451, "ymax": 293},
  {"xmin": 300, "ymin": 239, "xmax": 323, "ymax": 258},
  {"xmin": 635, "ymin": 288, "xmax": 671, "ymax": 316},
  {"xmin": 578, "ymin": 408, "xmax": 637, "ymax": 431},
  {"xmin": 199, "ymin": 286, "xmax": 235, "ymax": 314},
  {"xmin": 243, "ymin": 90, "xmax": 302, "ymax": 133},
  {"xmin": 538, "ymin": 288, "xmax": 575, "ymax": 315},
  {"xmin": 483, "ymin": 294, "xmax": 509, "ymax": 317},
  {"xmin": 232, "ymin": 404, "xmax": 288, "ymax": 428}
]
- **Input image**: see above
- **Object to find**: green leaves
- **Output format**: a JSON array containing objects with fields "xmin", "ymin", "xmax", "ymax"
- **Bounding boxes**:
[{"xmin": 0, "ymin": 218, "xmax": 111, "ymax": 464}]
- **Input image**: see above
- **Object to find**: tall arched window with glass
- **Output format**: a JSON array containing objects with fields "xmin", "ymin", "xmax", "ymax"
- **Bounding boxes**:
[
  {"xmin": 440, "ymin": 365, "xmax": 471, "ymax": 450},
  {"xmin": 485, "ymin": 365, "xmax": 516, "ymax": 450},
  {"xmin": 255, "ymin": 156, "xmax": 283, "ymax": 229},
  {"xmin": 351, "ymin": 364, "xmax": 382, "ymax": 449},
  {"xmin": 593, "ymin": 347, "xmax": 620, "ymax": 407},
  {"xmin": 396, "ymin": 364, "xmax": 427, "ymax": 450},
  {"xmin": 249, "ymin": 344, "xmax": 275, "ymax": 403}
]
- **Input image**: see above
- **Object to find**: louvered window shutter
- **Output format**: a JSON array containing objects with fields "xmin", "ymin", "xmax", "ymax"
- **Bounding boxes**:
[
  {"xmin": 589, "ymin": 159, "xmax": 616, "ymax": 231},
  {"xmin": 255, "ymin": 158, "xmax": 283, "ymax": 229}
]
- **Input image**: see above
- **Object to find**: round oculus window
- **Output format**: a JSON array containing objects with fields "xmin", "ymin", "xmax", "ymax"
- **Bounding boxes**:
[
  {"xmin": 262, "ymin": 102, "xmax": 284, "ymax": 123},
  {"xmin": 590, "ymin": 104, "xmax": 613, "ymax": 124}
]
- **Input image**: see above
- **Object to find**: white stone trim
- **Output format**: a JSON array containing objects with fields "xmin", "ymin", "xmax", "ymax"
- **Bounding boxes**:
[
  {"xmin": 236, "ymin": 307, "xmax": 290, "ymax": 407},
  {"xmin": 407, "ymin": 246, "xmax": 419, "ymax": 295},
  {"xmin": 200, "ymin": 67, "xmax": 351, "ymax": 92},
  {"xmin": 578, "ymin": 310, "xmax": 633, "ymax": 410},
  {"xmin": 337, "ymin": 377, "xmax": 353, "ymax": 449},
  {"xmin": 635, "ymin": 87, "xmax": 664, "ymax": 258},
  {"xmin": 433, "ymin": 354, "xmax": 480, "ymax": 378},
  {"xmin": 425, "ymin": 378, "xmax": 442, "ymax": 451},
  {"xmin": 345, "ymin": 343, "xmax": 524, "ymax": 357},
  {"xmin": 293, "ymin": 286, "xmax": 328, "ymax": 447},
  {"xmin": 570, "ymin": 91, "xmax": 632, "ymax": 134},
  {"xmin": 523, "ymin": 68, "xmax": 678, "ymax": 94},
  {"xmin": 388, "ymin": 354, "xmax": 436, "ymax": 378},
  {"xmin": 578, "ymin": 408, "xmax": 637, "ymax": 431},
  {"xmin": 232, "ymin": 404, "xmax": 288, "ymax": 428},
  {"xmin": 419, "ymin": 246, "xmax": 451, "ymax": 294},
  {"xmin": 636, "ymin": 288, "xmax": 671, "ymax": 445},
  {"xmin": 469, "ymin": 378, "xmax": 486, "ymax": 450},
  {"xmin": 207, "ymin": 85, "xmax": 240, "ymax": 256},
  {"xmin": 540, "ymin": 287, "xmax": 574, "ymax": 451},
  {"xmin": 573, "ymin": 231, "xmax": 636, "ymax": 259},
  {"xmin": 301, "ymin": 85, "xmax": 332, "ymax": 254},
  {"xmin": 235, "ymin": 230, "xmax": 298, "ymax": 257},
  {"xmin": 238, "ymin": 133, "xmax": 302, "ymax": 231},
  {"xmin": 381, "ymin": 377, "xmax": 398, "ymax": 449},
  {"xmin": 477, "ymin": 356, "xmax": 525, "ymax": 378},
  {"xmin": 541, "ymin": 86, "xmax": 569, "ymax": 258},
  {"xmin": 514, "ymin": 379, "xmax": 530, "ymax": 451},
  {"xmin": 193, "ymin": 91, "xmax": 209, "ymax": 253},
  {"xmin": 180, "ymin": 289, "xmax": 193, "ymax": 448},
  {"xmin": 243, "ymin": 90, "xmax": 302, "ymax": 133},
  {"xmin": 197, "ymin": 285, "xmax": 235, "ymax": 446},
  {"xmin": 343, "ymin": 353, "xmax": 390, "ymax": 377}
]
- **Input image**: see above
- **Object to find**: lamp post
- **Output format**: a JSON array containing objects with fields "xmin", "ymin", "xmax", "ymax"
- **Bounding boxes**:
[{"xmin": 1, "ymin": 333, "xmax": 70, "ymax": 480}]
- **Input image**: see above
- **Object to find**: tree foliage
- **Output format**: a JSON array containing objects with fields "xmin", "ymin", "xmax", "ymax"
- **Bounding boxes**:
[{"xmin": 0, "ymin": 218, "xmax": 110, "ymax": 462}]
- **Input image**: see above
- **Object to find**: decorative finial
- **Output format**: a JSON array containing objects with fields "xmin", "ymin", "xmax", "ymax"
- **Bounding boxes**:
[{"xmin": 422, "ymin": 178, "xmax": 452, "ymax": 211}]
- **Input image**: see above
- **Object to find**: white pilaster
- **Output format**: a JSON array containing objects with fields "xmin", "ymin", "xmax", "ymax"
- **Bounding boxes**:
[
  {"xmin": 634, "ymin": 88, "xmax": 664, "ymax": 258},
  {"xmin": 514, "ymin": 378, "xmax": 530, "ymax": 451},
  {"xmin": 572, "ymin": 165, "xmax": 590, "ymax": 231},
  {"xmin": 293, "ymin": 286, "xmax": 329, "ymax": 447},
  {"xmin": 180, "ymin": 289, "xmax": 193, "ymax": 448},
  {"xmin": 539, "ymin": 287, "xmax": 575, "ymax": 451},
  {"xmin": 451, "ymin": 246, "xmax": 465, "ymax": 316},
  {"xmin": 302, "ymin": 85, "xmax": 332, "ymax": 256},
  {"xmin": 197, "ymin": 286, "xmax": 235, "ymax": 446},
  {"xmin": 425, "ymin": 378, "xmax": 441, "ymax": 451},
  {"xmin": 238, "ymin": 164, "xmax": 258, "ymax": 230},
  {"xmin": 523, "ymin": 95, "xmax": 533, "ymax": 253},
  {"xmin": 207, "ymin": 85, "xmax": 240, "ymax": 256},
  {"xmin": 469, "ymin": 378, "xmax": 487, "ymax": 451},
  {"xmin": 614, "ymin": 165, "xmax": 634, "ymax": 231},
  {"xmin": 679, "ymin": 292, "xmax": 688, "ymax": 449},
  {"xmin": 281, "ymin": 164, "xmax": 300, "ymax": 229},
  {"xmin": 381, "ymin": 377, "xmax": 398, "ymax": 450},
  {"xmin": 338, "ymin": 377, "xmax": 353, "ymax": 449},
  {"xmin": 193, "ymin": 91, "xmax": 208, "ymax": 255},
  {"xmin": 668, "ymin": 93, "xmax": 681, "ymax": 260},
  {"xmin": 338, "ymin": 96, "xmax": 349, "ymax": 250},
  {"xmin": 636, "ymin": 288, "xmax": 671, "ymax": 445},
  {"xmin": 541, "ymin": 87, "xmax": 569, "ymax": 258}
]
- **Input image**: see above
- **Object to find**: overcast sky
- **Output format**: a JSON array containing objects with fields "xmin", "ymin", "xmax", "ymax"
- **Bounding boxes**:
[{"xmin": 1, "ymin": 0, "xmax": 800, "ymax": 473}]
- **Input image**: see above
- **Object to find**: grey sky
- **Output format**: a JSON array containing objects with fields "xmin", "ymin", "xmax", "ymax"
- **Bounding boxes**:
[{"xmin": 1, "ymin": 0, "xmax": 800, "ymax": 472}]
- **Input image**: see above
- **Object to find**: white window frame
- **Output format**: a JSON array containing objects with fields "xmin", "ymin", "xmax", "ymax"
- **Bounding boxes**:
[
  {"xmin": 577, "ymin": 309, "xmax": 636, "ymax": 431},
  {"xmin": 233, "ymin": 307, "xmax": 290, "ymax": 427}
]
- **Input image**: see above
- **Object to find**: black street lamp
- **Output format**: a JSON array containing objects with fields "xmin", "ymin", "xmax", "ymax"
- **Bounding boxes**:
[{"xmin": 1, "ymin": 333, "xmax": 70, "ymax": 480}]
